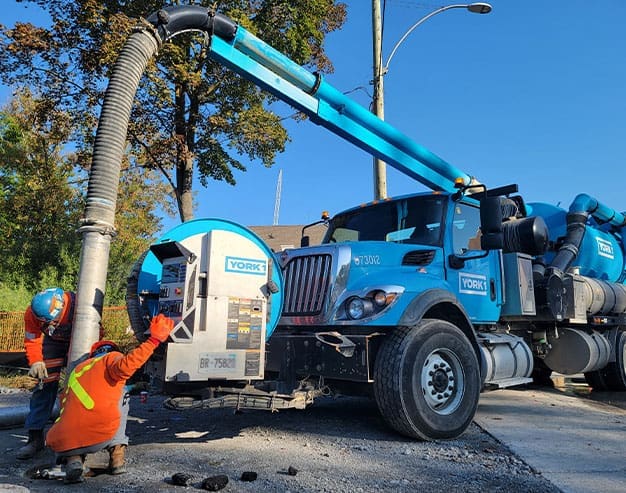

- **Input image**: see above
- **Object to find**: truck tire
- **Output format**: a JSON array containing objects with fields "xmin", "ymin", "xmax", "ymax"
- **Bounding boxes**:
[
  {"xmin": 585, "ymin": 330, "xmax": 626, "ymax": 391},
  {"xmin": 373, "ymin": 319, "xmax": 480, "ymax": 440},
  {"xmin": 584, "ymin": 369, "xmax": 609, "ymax": 391}
]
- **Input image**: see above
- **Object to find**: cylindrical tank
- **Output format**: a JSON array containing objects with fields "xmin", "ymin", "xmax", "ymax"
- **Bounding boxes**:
[
  {"xmin": 580, "ymin": 276, "xmax": 626, "ymax": 315},
  {"xmin": 544, "ymin": 328, "xmax": 610, "ymax": 374},
  {"xmin": 527, "ymin": 202, "xmax": 625, "ymax": 282},
  {"xmin": 477, "ymin": 332, "xmax": 533, "ymax": 385}
]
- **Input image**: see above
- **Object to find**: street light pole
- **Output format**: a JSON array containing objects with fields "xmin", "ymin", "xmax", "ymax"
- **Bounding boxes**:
[{"xmin": 371, "ymin": 2, "xmax": 492, "ymax": 201}]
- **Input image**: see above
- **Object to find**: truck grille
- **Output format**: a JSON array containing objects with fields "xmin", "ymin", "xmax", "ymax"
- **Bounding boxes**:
[{"xmin": 282, "ymin": 254, "xmax": 332, "ymax": 315}]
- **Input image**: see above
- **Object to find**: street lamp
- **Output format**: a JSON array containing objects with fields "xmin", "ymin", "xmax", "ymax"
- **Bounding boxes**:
[{"xmin": 372, "ymin": 2, "xmax": 492, "ymax": 200}]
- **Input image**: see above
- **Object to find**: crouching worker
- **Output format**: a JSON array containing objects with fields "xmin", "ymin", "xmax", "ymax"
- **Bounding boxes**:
[{"xmin": 45, "ymin": 313, "xmax": 175, "ymax": 483}]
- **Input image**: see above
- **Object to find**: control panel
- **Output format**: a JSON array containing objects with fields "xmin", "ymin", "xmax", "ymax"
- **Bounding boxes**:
[{"xmin": 147, "ymin": 227, "xmax": 272, "ymax": 382}]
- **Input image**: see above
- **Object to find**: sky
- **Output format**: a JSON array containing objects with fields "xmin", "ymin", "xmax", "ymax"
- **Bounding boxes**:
[{"xmin": 2, "ymin": 0, "xmax": 626, "ymax": 235}]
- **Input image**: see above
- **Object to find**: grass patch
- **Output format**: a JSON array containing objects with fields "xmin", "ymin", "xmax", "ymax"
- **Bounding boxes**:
[{"xmin": 0, "ymin": 367, "xmax": 35, "ymax": 390}]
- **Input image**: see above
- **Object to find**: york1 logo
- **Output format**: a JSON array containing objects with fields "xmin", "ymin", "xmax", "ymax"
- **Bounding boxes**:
[
  {"xmin": 596, "ymin": 237, "xmax": 614, "ymax": 259},
  {"xmin": 459, "ymin": 272, "xmax": 488, "ymax": 296},
  {"xmin": 225, "ymin": 256, "xmax": 267, "ymax": 276}
]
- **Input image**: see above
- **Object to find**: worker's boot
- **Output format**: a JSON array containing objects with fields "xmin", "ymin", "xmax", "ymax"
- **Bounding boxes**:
[
  {"xmin": 16, "ymin": 429, "xmax": 45, "ymax": 460},
  {"xmin": 64, "ymin": 455, "xmax": 84, "ymax": 483},
  {"xmin": 108, "ymin": 444, "xmax": 127, "ymax": 475}
]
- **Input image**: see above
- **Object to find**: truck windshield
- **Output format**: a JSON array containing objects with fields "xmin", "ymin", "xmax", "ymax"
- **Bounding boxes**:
[{"xmin": 323, "ymin": 195, "xmax": 447, "ymax": 246}]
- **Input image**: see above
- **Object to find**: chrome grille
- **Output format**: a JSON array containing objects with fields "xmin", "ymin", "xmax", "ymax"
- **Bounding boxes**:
[{"xmin": 282, "ymin": 254, "xmax": 332, "ymax": 315}]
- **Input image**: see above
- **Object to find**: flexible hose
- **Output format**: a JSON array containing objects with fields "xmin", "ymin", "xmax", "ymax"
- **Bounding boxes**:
[
  {"xmin": 545, "ymin": 212, "xmax": 588, "ymax": 281},
  {"xmin": 69, "ymin": 29, "xmax": 161, "ymax": 366},
  {"xmin": 547, "ymin": 193, "xmax": 626, "ymax": 281},
  {"xmin": 85, "ymin": 32, "xmax": 161, "ymax": 227}
]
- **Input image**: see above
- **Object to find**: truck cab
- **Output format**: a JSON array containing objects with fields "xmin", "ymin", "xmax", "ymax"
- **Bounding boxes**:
[{"xmin": 277, "ymin": 192, "xmax": 502, "ymax": 332}]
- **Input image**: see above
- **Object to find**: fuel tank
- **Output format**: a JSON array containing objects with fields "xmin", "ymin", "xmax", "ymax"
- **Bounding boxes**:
[{"xmin": 527, "ymin": 202, "xmax": 626, "ymax": 282}]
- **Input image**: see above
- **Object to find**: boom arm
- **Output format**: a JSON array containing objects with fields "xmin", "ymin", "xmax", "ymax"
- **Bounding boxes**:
[{"xmin": 148, "ymin": 6, "xmax": 474, "ymax": 192}]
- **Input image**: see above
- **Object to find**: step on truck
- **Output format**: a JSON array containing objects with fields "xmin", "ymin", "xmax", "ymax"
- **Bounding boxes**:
[{"xmin": 72, "ymin": 5, "xmax": 626, "ymax": 441}]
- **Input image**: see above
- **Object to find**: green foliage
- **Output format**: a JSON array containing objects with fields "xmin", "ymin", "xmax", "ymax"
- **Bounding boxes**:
[
  {"xmin": 0, "ymin": 282, "xmax": 34, "ymax": 311},
  {"xmin": 0, "ymin": 0, "xmax": 346, "ymax": 306},
  {"xmin": 0, "ymin": 90, "xmax": 82, "ymax": 291},
  {"xmin": 0, "ymin": 89, "xmax": 162, "ymax": 305},
  {"xmin": 101, "ymin": 307, "xmax": 138, "ymax": 352}
]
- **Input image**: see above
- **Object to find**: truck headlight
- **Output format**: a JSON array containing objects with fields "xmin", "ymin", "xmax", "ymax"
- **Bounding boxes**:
[{"xmin": 347, "ymin": 297, "xmax": 373, "ymax": 320}]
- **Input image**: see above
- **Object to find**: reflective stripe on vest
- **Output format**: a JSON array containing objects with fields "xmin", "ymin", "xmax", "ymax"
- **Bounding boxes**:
[{"xmin": 66, "ymin": 358, "xmax": 100, "ymax": 410}]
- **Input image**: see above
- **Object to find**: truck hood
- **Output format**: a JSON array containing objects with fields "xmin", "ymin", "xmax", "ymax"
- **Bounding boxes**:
[{"xmin": 277, "ymin": 241, "xmax": 446, "ymax": 327}]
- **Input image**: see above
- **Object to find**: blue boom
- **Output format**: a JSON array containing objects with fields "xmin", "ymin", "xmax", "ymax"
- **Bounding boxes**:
[{"xmin": 151, "ymin": 6, "xmax": 473, "ymax": 193}]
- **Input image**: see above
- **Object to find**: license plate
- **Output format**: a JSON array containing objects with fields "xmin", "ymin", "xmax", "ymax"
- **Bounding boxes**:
[{"xmin": 198, "ymin": 353, "xmax": 237, "ymax": 373}]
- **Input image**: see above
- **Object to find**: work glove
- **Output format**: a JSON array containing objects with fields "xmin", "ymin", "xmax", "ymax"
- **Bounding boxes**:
[
  {"xmin": 28, "ymin": 361, "xmax": 48, "ymax": 380},
  {"xmin": 149, "ymin": 313, "xmax": 175, "ymax": 342}
]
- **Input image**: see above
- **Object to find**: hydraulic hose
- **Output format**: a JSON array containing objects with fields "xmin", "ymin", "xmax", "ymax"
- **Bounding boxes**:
[
  {"xmin": 544, "ymin": 211, "xmax": 588, "ymax": 279},
  {"xmin": 70, "ymin": 6, "xmax": 235, "ymax": 366}
]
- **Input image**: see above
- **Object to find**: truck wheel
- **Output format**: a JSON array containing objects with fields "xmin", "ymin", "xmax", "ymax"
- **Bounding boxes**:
[
  {"xmin": 584, "ymin": 369, "xmax": 609, "ymax": 391},
  {"xmin": 586, "ymin": 330, "xmax": 626, "ymax": 391},
  {"xmin": 373, "ymin": 319, "xmax": 480, "ymax": 440}
]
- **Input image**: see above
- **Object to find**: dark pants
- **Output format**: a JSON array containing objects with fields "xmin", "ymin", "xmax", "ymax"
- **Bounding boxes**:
[{"xmin": 25, "ymin": 380, "xmax": 58, "ymax": 431}]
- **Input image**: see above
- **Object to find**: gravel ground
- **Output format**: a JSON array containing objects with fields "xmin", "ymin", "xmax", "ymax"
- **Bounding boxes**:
[{"xmin": 0, "ymin": 388, "xmax": 560, "ymax": 492}]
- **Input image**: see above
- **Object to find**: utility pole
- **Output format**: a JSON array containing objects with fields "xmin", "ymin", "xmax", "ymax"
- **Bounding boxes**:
[
  {"xmin": 372, "ymin": 0, "xmax": 387, "ymax": 200},
  {"xmin": 371, "ymin": 2, "xmax": 492, "ymax": 201}
]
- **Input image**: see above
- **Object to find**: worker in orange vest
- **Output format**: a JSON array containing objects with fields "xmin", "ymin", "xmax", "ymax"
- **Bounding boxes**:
[
  {"xmin": 45, "ymin": 313, "xmax": 175, "ymax": 483},
  {"xmin": 17, "ymin": 288, "xmax": 76, "ymax": 460}
]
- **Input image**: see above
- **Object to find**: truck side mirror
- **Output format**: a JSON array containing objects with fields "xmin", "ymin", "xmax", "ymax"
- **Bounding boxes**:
[
  {"xmin": 480, "ymin": 196, "xmax": 503, "ymax": 250},
  {"xmin": 301, "ymin": 235, "xmax": 310, "ymax": 247}
]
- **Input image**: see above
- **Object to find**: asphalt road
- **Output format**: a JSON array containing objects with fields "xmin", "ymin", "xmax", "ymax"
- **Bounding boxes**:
[{"xmin": 0, "ymin": 380, "xmax": 624, "ymax": 492}]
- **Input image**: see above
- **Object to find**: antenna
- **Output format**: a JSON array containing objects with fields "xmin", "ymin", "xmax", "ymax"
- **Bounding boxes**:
[{"xmin": 273, "ymin": 169, "xmax": 282, "ymax": 226}]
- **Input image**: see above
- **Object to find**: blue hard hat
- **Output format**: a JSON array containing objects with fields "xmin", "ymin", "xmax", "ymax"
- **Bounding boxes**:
[{"xmin": 31, "ymin": 287, "xmax": 66, "ymax": 322}]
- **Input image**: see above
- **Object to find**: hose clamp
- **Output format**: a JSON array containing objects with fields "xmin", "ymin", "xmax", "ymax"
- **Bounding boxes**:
[{"xmin": 77, "ymin": 219, "xmax": 118, "ymax": 237}]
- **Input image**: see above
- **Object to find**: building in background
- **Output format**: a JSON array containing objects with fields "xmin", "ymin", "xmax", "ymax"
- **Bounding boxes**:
[{"xmin": 249, "ymin": 224, "xmax": 327, "ymax": 252}]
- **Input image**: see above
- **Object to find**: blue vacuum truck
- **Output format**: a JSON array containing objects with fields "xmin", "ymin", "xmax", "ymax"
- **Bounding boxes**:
[{"xmin": 70, "ymin": 5, "xmax": 626, "ymax": 441}]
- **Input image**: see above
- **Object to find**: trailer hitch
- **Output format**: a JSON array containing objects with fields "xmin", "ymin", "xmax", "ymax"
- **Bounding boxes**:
[{"xmin": 314, "ymin": 331, "xmax": 356, "ymax": 357}]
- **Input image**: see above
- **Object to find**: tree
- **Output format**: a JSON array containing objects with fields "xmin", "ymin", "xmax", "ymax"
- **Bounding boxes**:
[
  {"xmin": 0, "ymin": 90, "xmax": 164, "ymax": 305},
  {"xmin": 0, "ymin": 90, "xmax": 81, "ymax": 289},
  {"xmin": 0, "ymin": 0, "xmax": 347, "ymax": 222}
]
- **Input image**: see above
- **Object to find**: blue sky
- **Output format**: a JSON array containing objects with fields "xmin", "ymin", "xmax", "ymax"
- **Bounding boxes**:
[{"xmin": 2, "ymin": 1, "xmax": 625, "ymax": 233}]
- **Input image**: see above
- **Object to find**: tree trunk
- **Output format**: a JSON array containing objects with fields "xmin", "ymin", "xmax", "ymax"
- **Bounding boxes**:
[
  {"xmin": 174, "ymin": 82, "xmax": 194, "ymax": 222},
  {"xmin": 177, "ymin": 154, "xmax": 194, "ymax": 222}
]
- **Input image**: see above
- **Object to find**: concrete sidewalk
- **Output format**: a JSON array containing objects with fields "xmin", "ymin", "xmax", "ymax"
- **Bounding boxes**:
[{"xmin": 475, "ymin": 387, "xmax": 626, "ymax": 493}]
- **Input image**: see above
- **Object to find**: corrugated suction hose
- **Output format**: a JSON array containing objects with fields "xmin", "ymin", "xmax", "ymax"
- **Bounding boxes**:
[{"xmin": 85, "ymin": 31, "xmax": 161, "ymax": 228}]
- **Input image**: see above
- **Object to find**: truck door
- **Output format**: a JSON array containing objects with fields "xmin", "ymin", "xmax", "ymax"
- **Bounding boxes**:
[{"xmin": 446, "ymin": 201, "xmax": 502, "ymax": 323}]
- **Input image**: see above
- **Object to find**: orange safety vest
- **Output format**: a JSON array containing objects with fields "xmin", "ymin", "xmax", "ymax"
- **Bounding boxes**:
[{"xmin": 46, "ymin": 339, "xmax": 158, "ymax": 453}]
